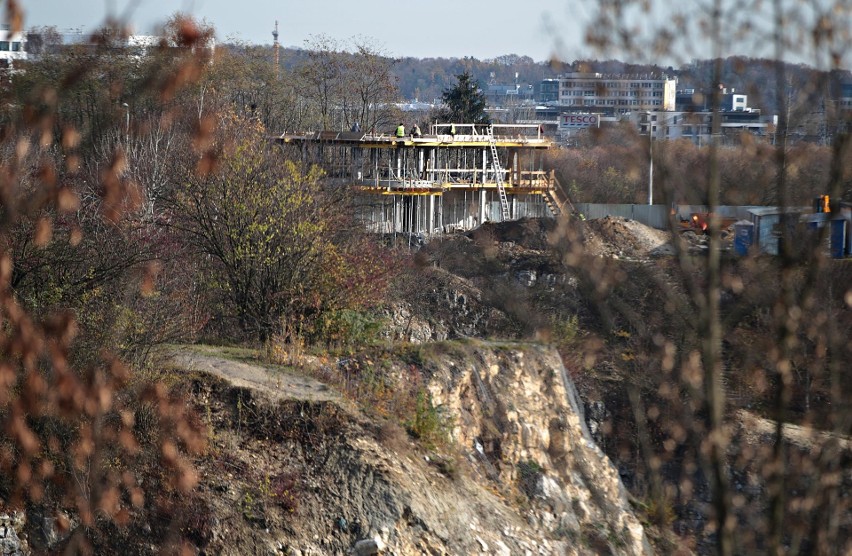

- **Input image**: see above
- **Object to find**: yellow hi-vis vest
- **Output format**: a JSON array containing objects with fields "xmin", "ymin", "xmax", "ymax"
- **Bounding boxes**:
[{"xmin": 396, "ymin": 125, "xmax": 405, "ymax": 137}]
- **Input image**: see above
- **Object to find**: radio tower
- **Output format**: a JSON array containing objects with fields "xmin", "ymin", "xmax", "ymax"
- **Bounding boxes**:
[{"xmin": 272, "ymin": 20, "xmax": 280, "ymax": 79}]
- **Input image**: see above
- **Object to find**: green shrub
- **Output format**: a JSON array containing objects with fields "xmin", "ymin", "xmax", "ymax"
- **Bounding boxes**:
[
  {"xmin": 550, "ymin": 314, "xmax": 580, "ymax": 347},
  {"xmin": 642, "ymin": 496, "xmax": 676, "ymax": 527},
  {"xmin": 316, "ymin": 309, "xmax": 384, "ymax": 351},
  {"xmin": 407, "ymin": 390, "xmax": 447, "ymax": 446}
]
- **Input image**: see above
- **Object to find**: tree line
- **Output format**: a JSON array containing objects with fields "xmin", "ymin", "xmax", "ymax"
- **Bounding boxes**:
[
  {"xmin": 547, "ymin": 123, "xmax": 852, "ymax": 205},
  {"xmin": 27, "ymin": 23, "xmax": 852, "ymax": 124},
  {"xmin": 282, "ymin": 47, "xmax": 849, "ymax": 118}
]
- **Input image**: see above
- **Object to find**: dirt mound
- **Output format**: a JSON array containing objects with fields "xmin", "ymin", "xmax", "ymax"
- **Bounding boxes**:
[
  {"xmin": 583, "ymin": 216, "xmax": 673, "ymax": 259},
  {"xmin": 458, "ymin": 216, "xmax": 674, "ymax": 261},
  {"xmin": 452, "ymin": 215, "xmax": 678, "ymax": 263},
  {"xmin": 469, "ymin": 217, "xmax": 557, "ymax": 251}
]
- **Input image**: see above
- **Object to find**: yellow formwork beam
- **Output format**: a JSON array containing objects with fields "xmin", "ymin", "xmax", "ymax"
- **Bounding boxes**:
[
  {"xmin": 276, "ymin": 135, "xmax": 550, "ymax": 150},
  {"xmin": 354, "ymin": 185, "xmax": 552, "ymax": 196}
]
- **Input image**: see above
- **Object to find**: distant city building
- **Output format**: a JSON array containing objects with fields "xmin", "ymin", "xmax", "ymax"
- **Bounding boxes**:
[
  {"xmin": 541, "ymin": 72, "xmax": 678, "ymax": 114},
  {"xmin": 634, "ymin": 109, "xmax": 770, "ymax": 145},
  {"xmin": 125, "ymin": 33, "xmax": 216, "ymax": 60},
  {"xmin": 676, "ymin": 87, "xmax": 749, "ymax": 112},
  {"xmin": 482, "ymin": 71, "xmax": 535, "ymax": 108},
  {"xmin": 485, "ymin": 84, "xmax": 534, "ymax": 107},
  {"xmin": 22, "ymin": 29, "xmax": 215, "ymax": 62},
  {"xmin": 126, "ymin": 35, "xmax": 162, "ymax": 58},
  {"xmin": 840, "ymin": 82, "xmax": 852, "ymax": 111},
  {"xmin": 539, "ymin": 79, "xmax": 559, "ymax": 104},
  {"xmin": 0, "ymin": 23, "xmax": 27, "ymax": 68}
]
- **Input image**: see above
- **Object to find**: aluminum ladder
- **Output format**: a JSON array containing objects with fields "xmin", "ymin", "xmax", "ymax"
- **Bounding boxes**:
[{"xmin": 488, "ymin": 126, "xmax": 511, "ymax": 221}]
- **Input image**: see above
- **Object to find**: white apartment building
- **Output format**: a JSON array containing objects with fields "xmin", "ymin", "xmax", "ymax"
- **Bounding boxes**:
[
  {"xmin": 0, "ymin": 24, "xmax": 27, "ymax": 68},
  {"xmin": 556, "ymin": 72, "xmax": 677, "ymax": 113}
]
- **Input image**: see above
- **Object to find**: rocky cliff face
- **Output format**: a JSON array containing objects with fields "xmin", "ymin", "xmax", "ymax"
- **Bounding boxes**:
[
  {"xmin": 422, "ymin": 342, "xmax": 650, "ymax": 555},
  {"xmin": 163, "ymin": 341, "xmax": 650, "ymax": 556}
]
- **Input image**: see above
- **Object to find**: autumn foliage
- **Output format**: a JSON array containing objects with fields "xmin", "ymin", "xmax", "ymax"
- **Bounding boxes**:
[
  {"xmin": 547, "ymin": 125, "xmax": 852, "ymax": 205},
  {"xmin": 166, "ymin": 111, "xmax": 397, "ymax": 343},
  {"xmin": 0, "ymin": 8, "xmax": 404, "ymax": 552}
]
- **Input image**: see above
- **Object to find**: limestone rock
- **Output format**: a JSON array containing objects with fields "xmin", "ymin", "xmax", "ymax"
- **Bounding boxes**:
[
  {"xmin": 0, "ymin": 514, "xmax": 25, "ymax": 556},
  {"xmin": 424, "ymin": 342, "xmax": 652, "ymax": 555},
  {"xmin": 351, "ymin": 535, "xmax": 385, "ymax": 555}
]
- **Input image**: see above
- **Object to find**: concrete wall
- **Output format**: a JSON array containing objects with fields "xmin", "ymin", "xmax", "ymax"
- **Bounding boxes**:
[{"xmin": 575, "ymin": 204, "xmax": 670, "ymax": 229}]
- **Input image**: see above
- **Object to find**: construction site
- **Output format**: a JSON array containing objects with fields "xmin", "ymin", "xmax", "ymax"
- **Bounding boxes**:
[{"xmin": 276, "ymin": 123, "xmax": 573, "ymax": 237}]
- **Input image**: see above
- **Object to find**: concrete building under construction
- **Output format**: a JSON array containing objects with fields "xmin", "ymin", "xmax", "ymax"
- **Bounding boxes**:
[{"xmin": 276, "ymin": 123, "xmax": 572, "ymax": 237}]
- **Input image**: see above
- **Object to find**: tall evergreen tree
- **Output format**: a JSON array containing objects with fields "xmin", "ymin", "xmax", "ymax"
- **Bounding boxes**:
[{"xmin": 441, "ymin": 71, "xmax": 490, "ymax": 124}]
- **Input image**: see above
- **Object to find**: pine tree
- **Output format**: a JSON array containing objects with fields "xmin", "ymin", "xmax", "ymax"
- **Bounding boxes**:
[{"xmin": 441, "ymin": 71, "xmax": 490, "ymax": 124}]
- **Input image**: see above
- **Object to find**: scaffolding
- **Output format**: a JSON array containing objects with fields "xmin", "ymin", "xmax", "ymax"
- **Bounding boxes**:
[{"xmin": 275, "ymin": 123, "xmax": 572, "ymax": 237}]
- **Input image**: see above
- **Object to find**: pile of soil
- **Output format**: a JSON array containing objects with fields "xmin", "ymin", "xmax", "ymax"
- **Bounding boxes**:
[
  {"xmin": 468, "ymin": 217, "xmax": 557, "ymax": 251},
  {"xmin": 583, "ymin": 216, "xmax": 673, "ymax": 259},
  {"xmin": 465, "ymin": 216, "xmax": 675, "ymax": 262}
]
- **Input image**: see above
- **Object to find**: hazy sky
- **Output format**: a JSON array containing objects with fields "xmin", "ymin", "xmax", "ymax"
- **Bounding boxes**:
[
  {"xmin": 17, "ymin": 0, "xmax": 850, "ymax": 69},
  {"xmin": 20, "ymin": 0, "xmax": 589, "ymax": 62}
]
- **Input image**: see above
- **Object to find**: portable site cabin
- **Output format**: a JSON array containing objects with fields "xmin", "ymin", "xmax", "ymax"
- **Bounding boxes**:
[
  {"xmin": 800, "ymin": 209, "xmax": 852, "ymax": 259},
  {"xmin": 747, "ymin": 207, "xmax": 807, "ymax": 255},
  {"xmin": 744, "ymin": 205, "xmax": 850, "ymax": 258}
]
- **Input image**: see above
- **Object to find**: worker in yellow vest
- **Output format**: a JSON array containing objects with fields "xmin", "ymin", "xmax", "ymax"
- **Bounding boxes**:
[{"xmin": 395, "ymin": 123, "xmax": 405, "ymax": 138}]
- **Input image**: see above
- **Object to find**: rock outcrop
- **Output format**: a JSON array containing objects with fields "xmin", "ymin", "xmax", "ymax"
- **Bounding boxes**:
[
  {"xmin": 176, "ymin": 341, "xmax": 650, "ymax": 555},
  {"xmin": 382, "ymin": 269, "xmax": 515, "ymax": 343},
  {"xmin": 423, "ymin": 341, "xmax": 650, "ymax": 555},
  {"xmin": 0, "ymin": 513, "xmax": 26, "ymax": 556}
]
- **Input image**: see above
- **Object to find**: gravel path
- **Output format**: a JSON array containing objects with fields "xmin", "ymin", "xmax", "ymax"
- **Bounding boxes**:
[
  {"xmin": 737, "ymin": 409, "xmax": 852, "ymax": 451},
  {"xmin": 167, "ymin": 348, "xmax": 339, "ymax": 403}
]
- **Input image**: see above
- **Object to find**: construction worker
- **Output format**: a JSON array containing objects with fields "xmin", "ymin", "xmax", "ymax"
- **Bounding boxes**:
[
  {"xmin": 396, "ymin": 123, "xmax": 405, "ymax": 138},
  {"xmin": 412, "ymin": 124, "xmax": 422, "ymax": 138},
  {"xmin": 449, "ymin": 123, "xmax": 456, "ymax": 138}
]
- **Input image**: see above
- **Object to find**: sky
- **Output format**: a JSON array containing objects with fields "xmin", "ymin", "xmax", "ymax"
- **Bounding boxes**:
[
  {"xmin": 16, "ymin": 0, "xmax": 850, "ymax": 69},
  {"xmin": 19, "ymin": 0, "xmax": 591, "ymax": 62}
]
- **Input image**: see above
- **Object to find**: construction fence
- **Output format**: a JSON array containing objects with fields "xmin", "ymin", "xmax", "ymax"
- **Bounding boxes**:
[{"xmin": 574, "ymin": 204, "xmax": 764, "ymax": 230}]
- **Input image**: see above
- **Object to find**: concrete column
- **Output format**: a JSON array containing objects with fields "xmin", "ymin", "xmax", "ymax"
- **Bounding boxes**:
[
  {"xmin": 354, "ymin": 147, "xmax": 362, "ymax": 180},
  {"xmin": 480, "ymin": 190, "xmax": 487, "ymax": 224},
  {"xmin": 513, "ymin": 150, "xmax": 519, "ymax": 184},
  {"xmin": 428, "ymin": 194, "xmax": 435, "ymax": 235},
  {"xmin": 415, "ymin": 197, "xmax": 420, "ymax": 234}
]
